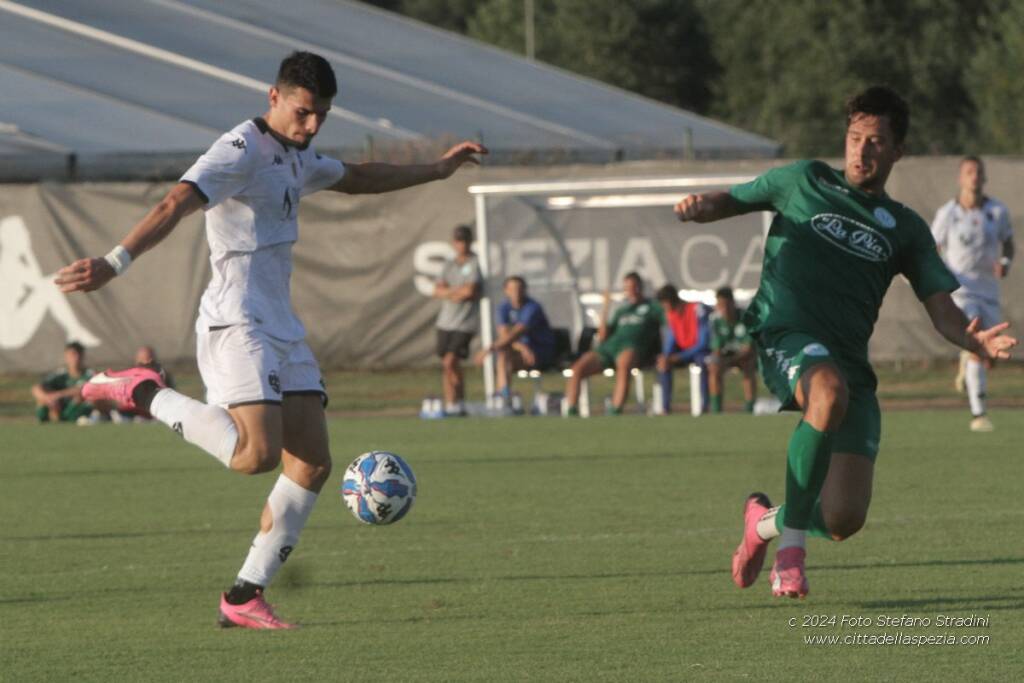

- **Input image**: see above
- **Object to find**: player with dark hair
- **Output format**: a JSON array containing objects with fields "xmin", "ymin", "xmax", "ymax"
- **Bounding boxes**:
[
  {"xmin": 674, "ymin": 85, "xmax": 1016, "ymax": 598},
  {"xmin": 654, "ymin": 284, "xmax": 709, "ymax": 414},
  {"xmin": 31, "ymin": 341, "xmax": 95, "ymax": 423},
  {"xmin": 55, "ymin": 51, "xmax": 486, "ymax": 628},
  {"xmin": 931, "ymin": 155, "xmax": 1015, "ymax": 432},
  {"xmin": 434, "ymin": 224, "xmax": 483, "ymax": 416},
  {"xmin": 707, "ymin": 286, "xmax": 757, "ymax": 413},
  {"xmin": 563, "ymin": 272, "xmax": 664, "ymax": 416},
  {"xmin": 477, "ymin": 275, "xmax": 556, "ymax": 405}
]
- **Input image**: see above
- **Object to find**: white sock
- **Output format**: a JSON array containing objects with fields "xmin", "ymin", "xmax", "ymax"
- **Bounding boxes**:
[
  {"xmin": 965, "ymin": 359, "xmax": 987, "ymax": 416},
  {"xmin": 149, "ymin": 389, "xmax": 238, "ymax": 467},
  {"xmin": 778, "ymin": 526, "xmax": 806, "ymax": 551},
  {"xmin": 236, "ymin": 474, "xmax": 319, "ymax": 587},
  {"xmin": 756, "ymin": 506, "xmax": 782, "ymax": 541}
]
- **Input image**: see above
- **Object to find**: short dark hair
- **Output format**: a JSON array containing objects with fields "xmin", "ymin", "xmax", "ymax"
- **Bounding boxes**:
[
  {"xmin": 65, "ymin": 341, "xmax": 85, "ymax": 355},
  {"xmin": 276, "ymin": 52, "xmax": 337, "ymax": 99},
  {"xmin": 623, "ymin": 271, "xmax": 643, "ymax": 289},
  {"xmin": 656, "ymin": 284, "xmax": 679, "ymax": 304},
  {"xmin": 504, "ymin": 275, "xmax": 526, "ymax": 290},
  {"xmin": 960, "ymin": 155, "xmax": 984, "ymax": 170},
  {"xmin": 845, "ymin": 86, "xmax": 909, "ymax": 144},
  {"xmin": 715, "ymin": 286, "xmax": 734, "ymax": 301},
  {"xmin": 453, "ymin": 224, "xmax": 473, "ymax": 242}
]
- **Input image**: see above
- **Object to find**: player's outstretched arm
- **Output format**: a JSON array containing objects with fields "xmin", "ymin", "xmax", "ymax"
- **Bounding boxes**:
[
  {"xmin": 331, "ymin": 141, "xmax": 488, "ymax": 195},
  {"xmin": 674, "ymin": 191, "xmax": 747, "ymax": 223},
  {"xmin": 55, "ymin": 183, "xmax": 205, "ymax": 293},
  {"xmin": 923, "ymin": 292, "xmax": 1018, "ymax": 360}
]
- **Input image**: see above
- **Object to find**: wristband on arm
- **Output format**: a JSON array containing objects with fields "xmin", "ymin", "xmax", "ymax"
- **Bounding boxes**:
[{"xmin": 103, "ymin": 245, "xmax": 133, "ymax": 275}]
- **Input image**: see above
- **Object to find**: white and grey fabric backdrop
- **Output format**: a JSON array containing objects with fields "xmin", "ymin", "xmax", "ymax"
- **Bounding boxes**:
[{"xmin": 1, "ymin": 158, "xmax": 1021, "ymax": 373}]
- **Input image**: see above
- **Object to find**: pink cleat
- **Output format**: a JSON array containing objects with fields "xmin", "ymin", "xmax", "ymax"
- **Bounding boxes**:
[
  {"xmin": 218, "ymin": 592, "xmax": 296, "ymax": 630},
  {"xmin": 770, "ymin": 546, "xmax": 809, "ymax": 599},
  {"xmin": 731, "ymin": 492, "xmax": 773, "ymax": 588},
  {"xmin": 81, "ymin": 367, "xmax": 165, "ymax": 416}
]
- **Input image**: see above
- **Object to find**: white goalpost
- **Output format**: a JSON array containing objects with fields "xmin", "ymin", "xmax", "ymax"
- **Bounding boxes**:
[{"xmin": 469, "ymin": 174, "xmax": 771, "ymax": 408}]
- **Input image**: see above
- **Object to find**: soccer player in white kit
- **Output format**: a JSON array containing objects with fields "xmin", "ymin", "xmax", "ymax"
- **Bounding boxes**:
[
  {"xmin": 931, "ymin": 156, "xmax": 1015, "ymax": 432},
  {"xmin": 55, "ymin": 52, "xmax": 487, "ymax": 629}
]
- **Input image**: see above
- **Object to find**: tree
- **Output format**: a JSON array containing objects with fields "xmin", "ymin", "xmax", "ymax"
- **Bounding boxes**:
[
  {"xmin": 358, "ymin": 0, "xmax": 477, "ymax": 33},
  {"xmin": 701, "ymin": 0, "xmax": 993, "ymax": 155},
  {"xmin": 966, "ymin": 1, "xmax": 1024, "ymax": 153},
  {"xmin": 467, "ymin": 0, "xmax": 718, "ymax": 113}
]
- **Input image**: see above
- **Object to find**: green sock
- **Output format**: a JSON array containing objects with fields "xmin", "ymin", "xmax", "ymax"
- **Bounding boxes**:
[
  {"xmin": 744, "ymin": 399, "xmax": 755, "ymax": 413},
  {"xmin": 774, "ymin": 501, "xmax": 832, "ymax": 539},
  {"xmin": 710, "ymin": 395, "xmax": 722, "ymax": 413},
  {"xmin": 782, "ymin": 420, "xmax": 832, "ymax": 530}
]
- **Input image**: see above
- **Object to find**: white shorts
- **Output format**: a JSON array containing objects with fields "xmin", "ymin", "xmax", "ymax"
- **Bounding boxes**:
[
  {"xmin": 952, "ymin": 292, "xmax": 1001, "ymax": 330},
  {"xmin": 197, "ymin": 324, "xmax": 325, "ymax": 408}
]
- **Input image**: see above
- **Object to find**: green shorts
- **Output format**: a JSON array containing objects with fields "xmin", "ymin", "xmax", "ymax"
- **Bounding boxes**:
[
  {"xmin": 756, "ymin": 329, "xmax": 881, "ymax": 460},
  {"xmin": 595, "ymin": 341, "xmax": 655, "ymax": 370}
]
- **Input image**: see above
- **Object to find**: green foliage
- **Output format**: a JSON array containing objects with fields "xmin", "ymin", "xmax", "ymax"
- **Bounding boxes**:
[
  {"xmin": 966, "ymin": 1, "xmax": 1024, "ymax": 153},
  {"xmin": 467, "ymin": 0, "xmax": 716, "ymax": 112},
  {"xmin": 702, "ymin": 0, "xmax": 994, "ymax": 155},
  {"xmin": 356, "ymin": 0, "xmax": 1019, "ymax": 154}
]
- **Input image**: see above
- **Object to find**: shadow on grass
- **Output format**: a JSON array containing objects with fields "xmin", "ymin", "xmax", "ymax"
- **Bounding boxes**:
[
  {"xmin": 815, "ymin": 556, "xmax": 1024, "ymax": 572},
  {"xmin": 4, "ymin": 465, "xmax": 212, "ymax": 479},
  {"xmin": 442, "ymin": 450, "xmax": 745, "ymax": 465},
  {"xmin": 0, "ymin": 595, "xmax": 71, "ymax": 605},
  {"xmin": 856, "ymin": 594, "xmax": 1023, "ymax": 611}
]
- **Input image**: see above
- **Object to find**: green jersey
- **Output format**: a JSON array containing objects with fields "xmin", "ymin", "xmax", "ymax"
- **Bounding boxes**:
[
  {"xmin": 710, "ymin": 310, "xmax": 752, "ymax": 354},
  {"xmin": 601, "ymin": 298, "xmax": 665, "ymax": 356},
  {"xmin": 731, "ymin": 160, "xmax": 958, "ymax": 362},
  {"xmin": 40, "ymin": 367, "xmax": 93, "ymax": 392}
]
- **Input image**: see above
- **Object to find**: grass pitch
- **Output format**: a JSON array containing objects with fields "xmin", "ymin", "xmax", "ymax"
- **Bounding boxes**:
[{"xmin": 1, "ymin": 410, "xmax": 1021, "ymax": 681}]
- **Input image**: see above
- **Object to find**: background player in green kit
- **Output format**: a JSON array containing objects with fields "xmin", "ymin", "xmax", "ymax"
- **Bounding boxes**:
[
  {"xmin": 564, "ymin": 272, "xmax": 664, "ymax": 415},
  {"xmin": 673, "ymin": 86, "xmax": 1017, "ymax": 599},
  {"xmin": 707, "ymin": 286, "xmax": 757, "ymax": 413}
]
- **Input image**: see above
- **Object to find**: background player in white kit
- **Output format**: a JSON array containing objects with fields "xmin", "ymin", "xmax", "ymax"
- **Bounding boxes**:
[
  {"xmin": 931, "ymin": 156, "xmax": 1015, "ymax": 432},
  {"xmin": 55, "ymin": 52, "xmax": 487, "ymax": 629}
]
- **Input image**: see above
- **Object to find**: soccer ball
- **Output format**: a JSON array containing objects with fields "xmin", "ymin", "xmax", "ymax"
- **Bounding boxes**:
[{"xmin": 341, "ymin": 451, "xmax": 417, "ymax": 525}]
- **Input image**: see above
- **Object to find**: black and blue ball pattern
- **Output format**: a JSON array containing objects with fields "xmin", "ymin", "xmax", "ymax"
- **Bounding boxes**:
[{"xmin": 341, "ymin": 451, "xmax": 417, "ymax": 525}]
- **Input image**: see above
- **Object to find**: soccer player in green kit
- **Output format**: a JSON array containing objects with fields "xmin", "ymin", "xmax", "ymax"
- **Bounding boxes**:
[{"xmin": 674, "ymin": 86, "xmax": 1017, "ymax": 598}]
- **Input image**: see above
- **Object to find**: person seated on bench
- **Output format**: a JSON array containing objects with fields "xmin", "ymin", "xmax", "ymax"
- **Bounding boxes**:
[
  {"xmin": 707, "ymin": 286, "xmax": 758, "ymax": 413},
  {"xmin": 477, "ymin": 275, "xmax": 556, "ymax": 405},
  {"xmin": 563, "ymin": 272, "xmax": 664, "ymax": 416},
  {"xmin": 655, "ymin": 284, "xmax": 710, "ymax": 414}
]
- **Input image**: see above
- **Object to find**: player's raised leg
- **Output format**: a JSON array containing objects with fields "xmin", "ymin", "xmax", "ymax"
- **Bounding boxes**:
[{"xmin": 220, "ymin": 395, "xmax": 328, "ymax": 629}]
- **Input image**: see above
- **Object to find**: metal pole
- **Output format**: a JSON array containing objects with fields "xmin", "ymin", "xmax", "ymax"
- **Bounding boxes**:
[
  {"xmin": 524, "ymin": 0, "xmax": 535, "ymax": 60},
  {"xmin": 474, "ymin": 193, "xmax": 495, "ymax": 400}
]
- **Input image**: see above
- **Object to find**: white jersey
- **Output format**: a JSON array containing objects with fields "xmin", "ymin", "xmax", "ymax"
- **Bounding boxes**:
[
  {"xmin": 931, "ymin": 197, "xmax": 1013, "ymax": 304},
  {"xmin": 181, "ymin": 118, "xmax": 346, "ymax": 341}
]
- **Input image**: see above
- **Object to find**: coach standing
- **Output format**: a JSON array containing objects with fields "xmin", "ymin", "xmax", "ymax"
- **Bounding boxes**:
[{"xmin": 433, "ymin": 224, "xmax": 483, "ymax": 416}]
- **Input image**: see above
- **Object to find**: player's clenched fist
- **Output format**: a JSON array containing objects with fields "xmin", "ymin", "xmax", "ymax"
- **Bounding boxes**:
[{"xmin": 674, "ymin": 193, "xmax": 705, "ymax": 222}]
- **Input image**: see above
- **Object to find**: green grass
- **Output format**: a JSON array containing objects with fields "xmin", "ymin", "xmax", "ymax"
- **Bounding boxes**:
[{"xmin": 1, "ymin": 410, "xmax": 1020, "ymax": 680}]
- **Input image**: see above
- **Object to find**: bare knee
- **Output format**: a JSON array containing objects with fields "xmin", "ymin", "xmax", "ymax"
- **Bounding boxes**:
[
  {"xmin": 803, "ymin": 368, "xmax": 849, "ymax": 429},
  {"xmin": 231, "ymin": 441, "xmax": 280, "ymax": 475},
  {"xmin": 824, "ymin": 508, "xmax": 867, "ymax": 541}
]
